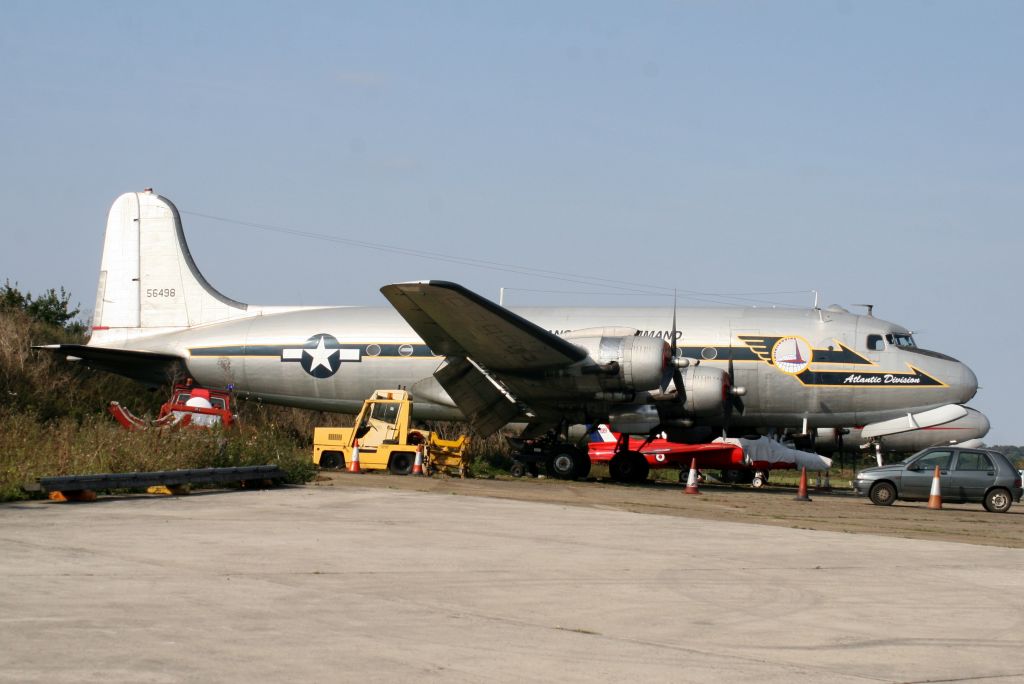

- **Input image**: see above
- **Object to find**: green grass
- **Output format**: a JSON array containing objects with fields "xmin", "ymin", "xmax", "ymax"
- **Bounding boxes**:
[{"xmin": 0, "ymin": 411, "xmax": 315, "ymax": 501}]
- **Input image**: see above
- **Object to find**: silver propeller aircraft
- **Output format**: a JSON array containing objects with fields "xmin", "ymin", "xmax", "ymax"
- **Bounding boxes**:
[{"xmin": 40, "ymin": 190, "xmax": 984, "ymax": 479}]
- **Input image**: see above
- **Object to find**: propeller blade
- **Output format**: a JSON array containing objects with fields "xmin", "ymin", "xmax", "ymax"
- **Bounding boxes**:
[
  {"xmin": 726, "ymin": 356, "xmax": 745, "ymax": 415},
  {"xmin": 661, "ymin": 289, "xmax": 681, "ymax": 394},
  {"xmin": 660, "ymin": 358, "xmax": 673, "ymax": 393},
  {"xmin": 671, "ymin": 289, "xmax": 678, "ymax": 358}
]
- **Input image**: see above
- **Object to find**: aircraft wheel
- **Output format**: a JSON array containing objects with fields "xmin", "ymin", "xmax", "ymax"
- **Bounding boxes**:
[
  {"xmin": 751, "ymin": 475, "xmax": 765, "ymax": 489},
  {"xmin": 389, "ymin": 452, "xmax": 414, "ymax": 475},
  {"xmin": 319, "ymin": 451, "xmax": 341, "ymax": 469},
  {"xmin": 983, "ymin": 488, "xmax": 1013, "ymax": 513},
  {"xmin": 869, "ymin": 481, "xmax": 896, "ymax": 506},
  {"xmin": 573, "ymin": 452, "xmax": 592, "ymax": 479},
  {"xmin": 629, "ymin": 454, "xmax": 650, "ymax": 483},
  {"xmin": 609, "ymin": 451, "xmax": 649, "ymax": 483},
  {"xmin": 509, "ymin": 461, "xmax": 527, "ymax": 478},
  {"xmin": 547, "ymin": 447, "xmax": 581, "ymax": 480}
]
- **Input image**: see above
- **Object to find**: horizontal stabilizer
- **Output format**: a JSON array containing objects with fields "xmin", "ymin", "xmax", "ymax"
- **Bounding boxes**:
[
  {"xmin": 34, "ymin": 344, "xmax": 183, "ymax": 386},
  {"xmin": 860, "ymin": 404, "xmax": 969, "ymax": 439}
]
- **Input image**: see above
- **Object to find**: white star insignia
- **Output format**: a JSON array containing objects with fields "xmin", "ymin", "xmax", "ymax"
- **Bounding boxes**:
[{"xmin": 305, "ymin": 335, "xmax": 337, "ymax": 372}]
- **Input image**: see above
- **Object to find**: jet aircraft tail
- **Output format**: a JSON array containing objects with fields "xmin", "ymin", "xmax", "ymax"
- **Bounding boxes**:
[
  {"xmin": 588, "ymin": 424, "xmax": 618, "ymax": 443},
  {"xmin": 90, "ymin": 189, "xmax": 248, "ymax": 345}
]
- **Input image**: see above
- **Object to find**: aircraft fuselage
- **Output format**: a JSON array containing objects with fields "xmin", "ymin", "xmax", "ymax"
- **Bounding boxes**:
[{"xmin": 124, "ymin": 302, "xmax": 977, "ymax": 429}]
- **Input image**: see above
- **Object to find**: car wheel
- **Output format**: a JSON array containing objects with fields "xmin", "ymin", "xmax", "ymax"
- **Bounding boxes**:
[
  {"xmin": 983, "ymin": 488, "xmax": 1013, "ymax": 513},
  {"xmin": 869, "ymin": 481, "xmax": 896, "ymax": 506},
  {"xmin": 509, "ymin": 461, "xmax": 527, "ymax": 478},
  {"xmin": 389, "ymin": 452, "xmax": 414, "ymax": 475}
]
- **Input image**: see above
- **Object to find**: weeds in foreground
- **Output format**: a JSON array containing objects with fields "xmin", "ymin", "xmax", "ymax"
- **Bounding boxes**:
[{"xmin": 0, "ymin": 411, "xmax": 315, "ymax": 501}]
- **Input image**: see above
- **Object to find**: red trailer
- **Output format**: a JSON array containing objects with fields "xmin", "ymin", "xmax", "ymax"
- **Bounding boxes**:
[{"xmin": 109, "ymin": 382, "xmax": 236, "ymax": 431}]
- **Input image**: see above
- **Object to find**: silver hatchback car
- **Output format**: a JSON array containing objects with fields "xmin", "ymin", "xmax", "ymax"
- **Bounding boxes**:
[{"xmin": 853, "ymin": 447, "xmax": 1023, "ymax": 513}]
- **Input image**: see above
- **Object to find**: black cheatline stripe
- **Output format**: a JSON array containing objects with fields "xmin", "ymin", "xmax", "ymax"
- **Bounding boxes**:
[
  {"xmin": 190, "ymin": 344, "xmax": 435, "ymax": 358},
  {"xmin": 796, "ymin": 368, "xmax": 945, "ymax": 387},
  {"xmin": 678, "ymin": 347, "xmax": 760, "ymax": 361}
]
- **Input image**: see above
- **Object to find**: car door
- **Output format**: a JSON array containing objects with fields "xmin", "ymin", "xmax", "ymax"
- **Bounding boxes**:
[
  {"xmin": 901, "ymin": 450, "xmax": 953, "ymax": 499},
  {"xmin": 950, "ymin": 450, "xmax": 996, "ymax": 502}
]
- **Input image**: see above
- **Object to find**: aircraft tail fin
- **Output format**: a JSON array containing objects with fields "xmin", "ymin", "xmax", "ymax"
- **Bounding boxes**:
[{"xmin": 90, "ymin": 190, "xmax": 248, "ymax": 344}]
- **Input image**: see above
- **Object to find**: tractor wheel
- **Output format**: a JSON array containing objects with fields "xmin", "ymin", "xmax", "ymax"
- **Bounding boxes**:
[
  {"xmin": 319, "ymin": 451, "xmax": 342, "ymax": 469},
  {"xmin": 388, "ymin": 452, "xmax": 415, "ymax": 475}
]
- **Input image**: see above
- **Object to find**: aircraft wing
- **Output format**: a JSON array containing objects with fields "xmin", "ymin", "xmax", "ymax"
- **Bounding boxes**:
[
  {"xmin": 34, "ymin": 344, "xmax": 183, "ymax": 386},
  {"xmin": 380, "ymin": 281, "xmax": 586, "ymax": 371}
]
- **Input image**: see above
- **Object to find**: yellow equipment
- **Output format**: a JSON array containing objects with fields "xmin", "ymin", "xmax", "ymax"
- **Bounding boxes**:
[{"xmin": 313, "ymin": 389, "xmax": 469, "ymax": 476}]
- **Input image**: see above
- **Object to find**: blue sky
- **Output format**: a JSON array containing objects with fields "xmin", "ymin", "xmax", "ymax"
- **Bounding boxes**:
[{"xmin": 1, "ymin": 2, "xmax": 1021, "ymax": 441}]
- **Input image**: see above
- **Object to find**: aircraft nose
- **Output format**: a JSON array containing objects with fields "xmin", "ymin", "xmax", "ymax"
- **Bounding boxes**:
[
  {"xmin": 971, "ymin": 409, "xmax": 990, "ymax": 438},
  {"xmin": 958, "ymin": 363, "xmax": 979, "ymax": 403}
]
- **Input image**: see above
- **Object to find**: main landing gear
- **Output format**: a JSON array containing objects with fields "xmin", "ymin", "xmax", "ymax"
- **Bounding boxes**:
[
  {"xmin": 509, "ymin": 436, "xmax": 591, "ymax": 480},
  {"xmin": 606, "ymin": 432, "xmax": 650, "ymax": 484},
  {"xmin": 609, "ymin": 450, "xmax": 649, "ymax": 484}
]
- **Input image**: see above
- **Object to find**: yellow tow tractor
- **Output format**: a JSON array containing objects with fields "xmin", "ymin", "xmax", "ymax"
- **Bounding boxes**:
[{"xmin": 312, "ymin": 389, "xmax": 469, "ymax": 476}]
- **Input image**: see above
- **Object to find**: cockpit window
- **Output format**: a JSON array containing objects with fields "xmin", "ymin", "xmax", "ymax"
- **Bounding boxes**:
[
  {"xmin": 885, "ymin": 333, "xmax": 916, "ymax": 348},
  {"xmin": 866, "ymin": 334, "xmax": 884, "ymax": 351}
]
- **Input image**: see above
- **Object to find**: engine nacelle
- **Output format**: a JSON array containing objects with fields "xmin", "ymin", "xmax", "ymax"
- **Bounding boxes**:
[
  {"xmin": 566, "ymin": 331, "xmax": 669, "ymax": 393},
  {"xmin": 677, "ymin": 365, "xmax": 730, "ymax": 417},
  {"xmin": 607, "ymin": 366, "xmax": 730, "ymax": 434}
]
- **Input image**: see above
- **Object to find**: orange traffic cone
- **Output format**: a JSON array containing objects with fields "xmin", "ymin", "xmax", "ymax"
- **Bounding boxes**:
[
  {"xmin": 412, "ymin": 444, "xmax": 425, "ymax": 476},
  {"xmin": 349, "ymin": 439, "xmax": 362, "ymax": 474},
  {"xmin": 794, "ymin": 467, "xmax": 812, "ymax": 501},
  {"xmin": 683, "ymin": 458, "xmax": 701, "ymax": 495},
  {"xmin": 927, "ymin": 465, "xmax": 942, "ymax": 509}
]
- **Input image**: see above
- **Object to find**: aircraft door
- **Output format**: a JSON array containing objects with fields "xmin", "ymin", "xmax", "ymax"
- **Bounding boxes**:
[{"xmin": 852, "ymin": 318, "xmax": 884, "ymax": 424}]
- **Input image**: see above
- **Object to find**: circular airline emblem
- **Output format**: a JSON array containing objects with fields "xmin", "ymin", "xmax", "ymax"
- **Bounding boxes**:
[
  {"xmin": 770, "ymin": 336, "xmax": 813, "ymax": 375},
  {"xmin": 655, "ymin": 453, "xmax": 666, "ymax": 463}
]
